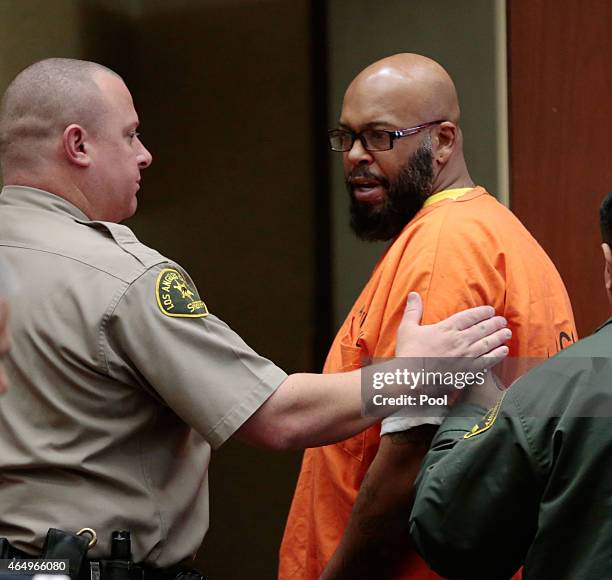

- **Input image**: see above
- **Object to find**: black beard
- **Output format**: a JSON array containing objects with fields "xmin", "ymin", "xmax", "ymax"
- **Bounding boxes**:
[{"xmin": 347, "ymin": 144, "xmax": 434, "ymax": 242}]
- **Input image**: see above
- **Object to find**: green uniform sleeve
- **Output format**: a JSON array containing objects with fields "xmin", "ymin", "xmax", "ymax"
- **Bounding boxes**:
[{"xmin": 410, "ymin": 397, "xmax": 544, "ymax": 579}]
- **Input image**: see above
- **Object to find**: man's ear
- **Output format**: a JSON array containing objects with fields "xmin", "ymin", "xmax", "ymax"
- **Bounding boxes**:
[
  {"xmin": 62, "ymin": 124, "xmax": 91, "ymax": 167},
  {"xmin": 433, "ymin": 121, "xmax": 457, "ymax": 166},
  {"xmin": 601, "ymin": 243, "xmax": 612, "ymax": 290}
]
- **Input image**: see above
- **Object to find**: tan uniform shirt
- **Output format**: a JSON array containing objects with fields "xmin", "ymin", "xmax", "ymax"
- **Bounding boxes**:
[{"xmin": 0, "ymin": 186, "xmax": 287, "ymax": 566}]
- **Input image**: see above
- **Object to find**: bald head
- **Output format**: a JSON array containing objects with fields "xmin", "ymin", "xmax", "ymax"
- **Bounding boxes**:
[
  {"xmin": 0, "ymin": 58, "xmax": 120, "ymax": 177},
  {"xmin": 345, "ymin": 53, "xmax": 460, "ymax": 126}
]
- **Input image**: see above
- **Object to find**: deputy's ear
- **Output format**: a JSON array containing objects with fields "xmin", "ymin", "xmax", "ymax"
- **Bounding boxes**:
[
  {"xmin": 433, "ymin": 121, "xmax": 457, "ymax": 166},
  {"xmin": 62, "ymin": 124, "xmax": 91, "ymax": 167},
  {"xmin": 601, "ymin": 243, "xmax": 612, "ymax": 290}
]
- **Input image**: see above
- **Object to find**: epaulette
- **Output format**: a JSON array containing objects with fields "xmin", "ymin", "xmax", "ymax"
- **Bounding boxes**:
[{"xmin": 81, "ymin": 220, "xmax": 167, "ymax": 270}]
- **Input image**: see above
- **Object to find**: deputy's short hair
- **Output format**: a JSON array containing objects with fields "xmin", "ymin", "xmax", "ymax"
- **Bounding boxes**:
[
  {"xmin": 600, "ymin": 192, "xmax": 612, "ymax": 246},
  {"xmin": 0, "ymin": 58, "xmax": 119, "ymax": 174}
]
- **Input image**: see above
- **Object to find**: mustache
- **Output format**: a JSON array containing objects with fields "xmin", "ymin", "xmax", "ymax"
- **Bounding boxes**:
[{"xmin": 347, "ymin": 168, "xmax": 389, "ymax": 188}]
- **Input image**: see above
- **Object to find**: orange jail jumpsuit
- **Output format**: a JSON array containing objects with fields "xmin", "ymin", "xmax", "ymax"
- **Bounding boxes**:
[{"xmin": 280, "ymin": 187, "xmax": 576, "ymax": 579}]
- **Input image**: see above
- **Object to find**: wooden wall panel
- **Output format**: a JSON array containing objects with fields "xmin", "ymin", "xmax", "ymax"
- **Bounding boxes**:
[{"xmin": 509, "ymin": 0, "xmax": 612, "ymax": 336}]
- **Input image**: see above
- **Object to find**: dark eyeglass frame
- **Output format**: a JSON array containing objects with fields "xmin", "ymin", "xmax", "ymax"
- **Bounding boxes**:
[{"xmin": 328, "ymin": 119, "xmax": 446, "ymax": 152}]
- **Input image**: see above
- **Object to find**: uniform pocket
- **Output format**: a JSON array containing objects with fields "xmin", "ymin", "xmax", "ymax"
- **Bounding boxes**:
[
  {"xmin": 339, "ymin": 341, "xmax": 365, "ymax": 372},
  {"xmin": 339, "ymin": 341, "xmax": 368, "ymax": 460}
]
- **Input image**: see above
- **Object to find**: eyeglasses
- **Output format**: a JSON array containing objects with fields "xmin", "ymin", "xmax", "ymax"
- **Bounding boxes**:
[{"xmin": 328, "ymin": 120, "xmax": 445, "ymax": 152}]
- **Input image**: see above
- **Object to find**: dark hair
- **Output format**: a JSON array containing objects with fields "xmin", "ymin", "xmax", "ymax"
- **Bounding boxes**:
[{"xmin": 600, "ymin": 192, "xmax": 612, "ymax": 246}]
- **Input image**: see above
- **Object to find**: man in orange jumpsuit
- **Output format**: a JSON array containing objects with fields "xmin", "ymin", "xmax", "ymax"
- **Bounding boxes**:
[{"xmin": 280, "ymin": 53, "xmax": 577, "ymax": 579}]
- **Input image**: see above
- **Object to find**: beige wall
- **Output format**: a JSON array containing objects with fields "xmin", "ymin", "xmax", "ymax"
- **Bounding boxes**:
[
  {"xmin": 328, "ymin": 0, "xmax": 506, "ymax": 325},
  {"xmin": 0, "ymin": 1, "xmax": 83, "ymax": 84}
]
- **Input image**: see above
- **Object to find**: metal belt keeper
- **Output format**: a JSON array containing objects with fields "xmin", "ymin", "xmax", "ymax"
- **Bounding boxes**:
[{"xmin": 44, "ymin": 528, "xmax": 95, "ymax": 580}]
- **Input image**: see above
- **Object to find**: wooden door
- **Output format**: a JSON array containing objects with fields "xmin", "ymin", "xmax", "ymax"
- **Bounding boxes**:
[{"xmin": 508, "ymin": 0, "xmax": 612, "ymax": 336}]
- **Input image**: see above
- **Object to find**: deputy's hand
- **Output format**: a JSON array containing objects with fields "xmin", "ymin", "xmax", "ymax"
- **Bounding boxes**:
[
  {"xmin": 0, "ymin": 300, "xmax": 10, "ymax": 394},
  {"xmin": 395, "ymin": 292, "xmax": 510, "ymax": 366}
]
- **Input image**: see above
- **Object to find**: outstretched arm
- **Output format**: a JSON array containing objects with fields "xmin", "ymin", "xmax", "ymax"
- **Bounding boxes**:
[{"xmin": 237, "ymin": 293, "xmax": 510, "ymax": 450}]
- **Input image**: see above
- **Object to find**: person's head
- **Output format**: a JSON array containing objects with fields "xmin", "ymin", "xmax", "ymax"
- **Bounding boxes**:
[
  {"xmin": 0, "ymin": 58, "xmax": 152, "ymax": 222},
  {"xmin": 331, "ymin": 53, "xmax": 471, "ymax": 241},
  {"xmin": 599, "ymin": 192, "xmax": 612, "ymax": 304}
]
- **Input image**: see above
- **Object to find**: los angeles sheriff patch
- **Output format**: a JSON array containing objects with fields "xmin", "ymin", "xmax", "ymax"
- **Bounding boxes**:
[
  {"xmin": 464, "ymin": 392, "xmax": 507, "ymax": 439},
  {"xmin": 155, "ymin": 268, "xmax": 209, "ymax": 318}
]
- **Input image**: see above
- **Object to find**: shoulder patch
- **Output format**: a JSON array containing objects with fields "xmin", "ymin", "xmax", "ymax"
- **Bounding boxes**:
[
  {"xmin": 464, "ymin": 392, "xmax": 507, "ymax": 439},
  {"xmin": 155, "ymin": 268, "xmax": 209, "ymax": 318}
]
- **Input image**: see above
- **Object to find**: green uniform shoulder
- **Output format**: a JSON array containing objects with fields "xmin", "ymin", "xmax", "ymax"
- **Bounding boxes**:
[
  {"xmin": 556, "ymin": 318, "xmax": 612, "ymax": 357},
  {"xmin": 507, "ymin": 319, "xmax": 612, "ymax": 422}
]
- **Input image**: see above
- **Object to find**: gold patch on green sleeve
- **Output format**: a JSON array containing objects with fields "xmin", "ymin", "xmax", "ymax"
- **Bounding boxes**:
[
  {"xmin": 464, "ymin": 392, "xmax": 507, "ymax": 439},
  {"xmin": 155, "ymin": 268, "xmax": 209, "ymax": 318}
]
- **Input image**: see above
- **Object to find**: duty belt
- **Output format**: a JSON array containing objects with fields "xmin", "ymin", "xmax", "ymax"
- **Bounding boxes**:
[{"xmin": 0, "ymin": 530, "xmax": 206, "ymax": 580}]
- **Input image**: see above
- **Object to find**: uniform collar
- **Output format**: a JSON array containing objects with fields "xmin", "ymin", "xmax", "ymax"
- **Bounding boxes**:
[
  {"xmin": 0, "ymin": 185, "xmax": 90, "ymax": 222},
  {"xmin": 594, "ymin": 317, "xmax": 612, "ymax": 334},
  {"xmin": 423, "ymin": 187, "xmax": 475, "ymax": 208}
]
